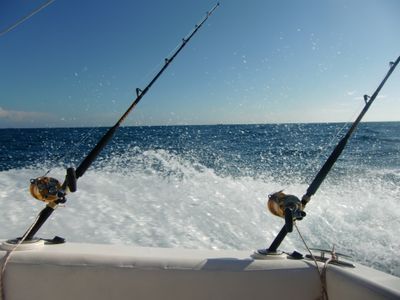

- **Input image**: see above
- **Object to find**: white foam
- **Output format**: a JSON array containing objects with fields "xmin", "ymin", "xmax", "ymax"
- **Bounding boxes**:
[{"xmin": 0, "ymin": 150, "xmax": 399, "ymax": 277}]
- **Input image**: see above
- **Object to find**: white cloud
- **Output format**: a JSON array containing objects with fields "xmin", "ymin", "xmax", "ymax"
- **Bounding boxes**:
[
  {"xmin": 353, "ymin": 94, "xmax": 387, "ymax": 101},
  {"xmin": 346, "ymin": 90, "xmax": 356, "ymax": 96},
  {"xmin": 0, "ymin": 107, "xmax": 49, "ymax": 122}
]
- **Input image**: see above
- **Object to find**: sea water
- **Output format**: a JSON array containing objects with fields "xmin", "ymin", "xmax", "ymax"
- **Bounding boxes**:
[{"xmin": 0, "ymin": 122, "xmax": 399, "ymax": 277}]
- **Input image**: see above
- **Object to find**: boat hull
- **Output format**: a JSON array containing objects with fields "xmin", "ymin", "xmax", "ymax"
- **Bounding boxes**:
[{"xmin": 1, "ymin": 242, "xmax": 399, "ymax": 300}]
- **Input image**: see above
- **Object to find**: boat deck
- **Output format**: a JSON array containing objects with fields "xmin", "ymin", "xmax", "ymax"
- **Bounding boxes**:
[{"xmin": 1, "ymin": 242, "xmax": 399, "ymax": 299}]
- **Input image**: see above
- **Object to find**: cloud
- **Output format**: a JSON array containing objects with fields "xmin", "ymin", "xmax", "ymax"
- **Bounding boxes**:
[
  {"xmin": 353, "ymin": 95, "xmax": 387, "ymax": 101},
  {"xmin": 0, "ymin": 107, "xmax": 49, "ymax": 122},
  {"xmin": 346, "ymin": 90, "xmax": 356, "ymax": 96}
]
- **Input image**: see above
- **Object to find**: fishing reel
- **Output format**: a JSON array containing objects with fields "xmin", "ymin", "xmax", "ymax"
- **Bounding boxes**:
[
  {"xmin": 30, "ymin": 168, "xmax": 77, "ymax": 204},
  {"xmin": 267, "ymin": 191, "xmax": 306, "ymax": 232}
]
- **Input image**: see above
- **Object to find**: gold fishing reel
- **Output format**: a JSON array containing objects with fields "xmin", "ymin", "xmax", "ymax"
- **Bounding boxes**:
[
  {"xmin": 267, "ymin": 191, "xmax": 306, "ymax": 232},
  {"xmin": 29, "ymin": 168, "xmax": 77, "ymax": 204},
  {"xmin": 30, "ymin": 176, "xmax": 63, "ymax": 203}
]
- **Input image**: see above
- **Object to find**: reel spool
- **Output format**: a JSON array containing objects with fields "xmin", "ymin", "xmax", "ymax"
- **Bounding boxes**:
[
  {"xmin": 29, "ymin": 168, "xmax": 77, "ymax": 203},
  {"xmin": 267, "ymin": 191, "xmax": 306, "ymax": 232},
  {"xmin": 30, "ymin": 176, "xmax": 63, "ymax": 203}
]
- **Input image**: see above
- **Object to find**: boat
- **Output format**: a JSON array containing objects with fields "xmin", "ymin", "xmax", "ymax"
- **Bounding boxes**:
[
  {"xmin": 1, "ymin": 3, "xmax": 400, "ymax": 300},
  {"xmin": 1, "ymin": 242, "xmax": 400, "ymax": 300}
]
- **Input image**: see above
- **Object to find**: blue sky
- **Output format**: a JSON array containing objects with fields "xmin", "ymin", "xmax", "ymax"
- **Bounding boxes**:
[{"xmin": 1, "ymin": 0, "xmax": 399, "ymax": 128}]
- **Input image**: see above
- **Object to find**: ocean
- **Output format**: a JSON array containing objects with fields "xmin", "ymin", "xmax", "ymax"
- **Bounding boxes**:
[{"xmin": 0, "ymin": 122, "xmax": 399, "ymax": 277}]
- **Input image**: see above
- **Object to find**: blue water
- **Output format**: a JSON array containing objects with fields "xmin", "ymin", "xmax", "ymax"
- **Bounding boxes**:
[
  {"xmin": 2, "ymin": 122, "xmax": 399, "ymax": 176},
  {"xmin": 1, "ymin": 122, "xmax": 399, "ymax": 276}
]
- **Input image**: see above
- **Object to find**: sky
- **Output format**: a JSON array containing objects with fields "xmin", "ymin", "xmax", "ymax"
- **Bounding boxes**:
[{"xmin": 1, "ymin": 0, "xmax": 399, "ymax": 128}]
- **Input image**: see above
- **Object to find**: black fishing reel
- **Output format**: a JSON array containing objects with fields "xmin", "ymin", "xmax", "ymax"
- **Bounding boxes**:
[
  {"xmin": 267, "ymin": 191, "xmax": 306, "ymax": 232},
  {"xmin": 30, "ymin": 168, "xmax": 77, "ymax": 204}
]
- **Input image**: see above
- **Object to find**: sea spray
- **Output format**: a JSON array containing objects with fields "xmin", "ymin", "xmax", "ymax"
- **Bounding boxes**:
[{"xmin": 0, "ymin": 123, "xmax": 399, "ymax": 276}]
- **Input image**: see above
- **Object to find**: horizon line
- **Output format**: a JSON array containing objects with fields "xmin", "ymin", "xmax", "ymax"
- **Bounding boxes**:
[{"xmin": 1, "ymin": 120, "xmax": 399, "ymax": 130}]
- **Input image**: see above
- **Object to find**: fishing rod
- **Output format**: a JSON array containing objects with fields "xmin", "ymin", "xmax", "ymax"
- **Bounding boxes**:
[
  {"xmin": 0, "ymin": 0, "xmax": 55, "ymax": 37},
  {"xmin": 14, "ymin": 2, "xmax": 220, "ymax": 243},
  {"xmin": 259, "ymin": 56, "xmax": 400, "ymax": 255}
]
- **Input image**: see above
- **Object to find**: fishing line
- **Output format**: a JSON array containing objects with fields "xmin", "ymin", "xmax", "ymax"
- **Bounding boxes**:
[
  {"xmin": 309, "ymin": 98, "xmax": 367, "ymax": 171},
  {"xmin": 41, "ymin": 126, "xmax": 110, "ymax": 177},
  {"xmin": 0, "ymin": 212, "xmax": 41, "ymax": 300},
  {"xmin": 263, "ymin": 56, "xmax": 400, "ymax": 256},
  {"xmin": 294, "ymin": 223, "xmax": 329, "ymax": 300},
  {"xmin": 302, "ymin": 120, "xmax": 351, "ymax": 183},
  {"xmin": 141, "ymin": 44, "xmax": 182, "ymax": 86},
  {"xmin": 15, "ymin": 2, "xmax": 221, "ymax": 242},
  {"xmin": 135, "ymin": 11, "xmax": 211, "ymax": 100},
  {"xmin": 280, "ymin": 103, "xmax": 366, "ymax": 193}
]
